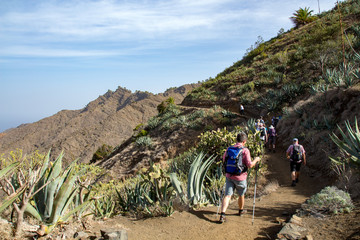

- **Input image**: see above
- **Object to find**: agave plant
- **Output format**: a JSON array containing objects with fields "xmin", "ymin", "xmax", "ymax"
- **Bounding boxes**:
[
  {"xmin": 170, "ymin": 152, "xmax": 217, "ymax": 207},
  {"xmin": 246, "ymin": 118, "xmax": 257, "ymax": 133},
  {"xmin": 25, "ymin": 152, "xmax": 91, "ymax": 235},
  {"xmin": 0, "ymin": 150, "xmax": 91, "ymax": 236},
  {"xmin": 330, "ymin": 117, "xmax": 360, "ymax": 167}
]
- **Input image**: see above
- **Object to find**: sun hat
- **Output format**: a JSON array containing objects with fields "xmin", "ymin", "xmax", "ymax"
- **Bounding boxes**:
[
  {"xmin": 269, "ymin": 125, "xmax": 274, "ymax": 129},
  {"xmin": 293, "ymin": 138, "xmax": 298, "ymax": 142}
]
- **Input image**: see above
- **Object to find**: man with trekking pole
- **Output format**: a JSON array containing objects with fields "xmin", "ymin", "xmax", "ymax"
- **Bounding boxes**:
[{"xmin": 219, "ymin": 132, "xmax": 261, "ymax": 223}]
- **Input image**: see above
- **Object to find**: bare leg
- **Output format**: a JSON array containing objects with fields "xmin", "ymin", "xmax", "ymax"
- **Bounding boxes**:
[
  {"xmin": 238, "ymin": 195, "xmax": 245, "ymax": 210},
  {"xmin": 221, "ymin": 195, "xmax": 232, "ymax": 213},
  {"xmin": 291, "ymin": 171, "xmax": 296, "ymax": 181}
]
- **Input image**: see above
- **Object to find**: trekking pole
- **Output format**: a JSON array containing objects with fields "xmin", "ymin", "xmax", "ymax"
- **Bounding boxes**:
[
  {"xmin": 216, "ymin": 182, "xmax": 225, "ymax": 219},
  {"xmin": 252, "ymin": 163, "xmax": 258, "ymax": 225},
  {"xmin": 252, "ymin": 143, "xmax": 263, "ymax": 225},
  {"xmin": 216, "ymin": 163, "xmax": 226, "ymax": 219}
]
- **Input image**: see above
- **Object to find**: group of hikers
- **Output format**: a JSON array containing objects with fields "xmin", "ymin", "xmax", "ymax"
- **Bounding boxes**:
[
  {"xmin": 255, "ymin": 116, "xmax": 278, "ymax": 153},
  {"xmin": 219, "ymin": 114, "xmax": 306, "ymax": 223}
]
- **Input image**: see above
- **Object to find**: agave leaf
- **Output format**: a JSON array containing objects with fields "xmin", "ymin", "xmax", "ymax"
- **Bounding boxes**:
[
  {"xmin": 0, "ymin": 162, "xmax": 19, "ymax": 179},
  {"xmin": 143, "ymin": 191, "xmax": 154, "ymax": 204},
  {"xmin": 61, "ymin": 200, "xmax": 92, "ymax": 223},
  {"xmin": 25, "ymin": 203, "xmax": 42, "ymax": 221},
  {"xmin": 43, "ymin": 152, "xmax": 63, "ymax": 218},
  {"xmin": 187, "ymin": 152, "xmax": 203, "ymax": 202},
  {"xmin": 48, "ymin": 166, "xmax": 78, "ymax": 225},
  {"xmin": 34, "ymin": 151, "xmax": 63, "ymax": 220},
  {"xmin": 55, "ymin": 159, "xmax": 78, "ymax": 193},
  {"xmin": 39, "ymin": 150, "xmax": 51, "ymax": 177},
  {"xmin": 169, "ymin": 173, "xmax": 186, "ymax": 203},
  {"xmin": 195, "ymin": 155, "xmax": 215, "ymax": 202}
]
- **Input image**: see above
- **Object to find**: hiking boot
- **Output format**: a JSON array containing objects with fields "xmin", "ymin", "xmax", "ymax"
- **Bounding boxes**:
[
  {"xmin": 291, "ymin": 181, "xmax": 296, "ymax": 187},
  {"xmin": 295, "ymin": 178, "xmax": 299, "ymax": 183},
  {"xmin": 219, "ymin": 214, "xmax": 226, "ymax": 223},
  {"xmin": 238, "ymin": 209, "xmax": 247, "ymax": 216}
]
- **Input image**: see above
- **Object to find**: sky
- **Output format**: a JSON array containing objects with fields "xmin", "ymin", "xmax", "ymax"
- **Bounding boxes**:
[{"xmin": 0, "ymin": 0, "xmax": 338, "ymax": 132}]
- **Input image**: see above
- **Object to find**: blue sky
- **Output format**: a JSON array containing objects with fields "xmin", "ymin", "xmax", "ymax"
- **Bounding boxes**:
[{"xmin": 0, "ymin": 0, "xmax": 337, "ymax": 132}]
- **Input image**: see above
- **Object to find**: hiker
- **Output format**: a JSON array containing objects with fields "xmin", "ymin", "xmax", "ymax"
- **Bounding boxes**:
[
  {"xmin": 240, "ymin": 104, "xmax": 245, "ymax": 115},
  {"xmin": 219, "ymin": 132, "xmax": 261, "ymax": 223},
  {"xmin": 272, "ymin": 116, "xmax": 279, "ymax": 128},
  {"xmin": 259, "ymin": 123, "xmax": 268, "ymax": 146},
  {"xmin": 286, "ymin": 138, "xmax": 306, "ymax": 187},
  {"xmin": 255, "ymin": 119, "xmax": 261, "ymax": 130},
  {"xmin": 259, "ymin": 116, "xmax": 265, "ymax": 125},
  {"xmin": 268, "ymin": 125, "xmax": 276, "ymax": 153}
]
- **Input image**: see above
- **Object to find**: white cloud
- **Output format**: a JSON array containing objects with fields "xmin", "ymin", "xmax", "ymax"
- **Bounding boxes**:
[
  {"xmin": 1, "ymin": 0, "xmax": 235, "ymax": 40},
  {"xmin": 0, "ymin": 0, "xmax": 338, "ymax": 58}
]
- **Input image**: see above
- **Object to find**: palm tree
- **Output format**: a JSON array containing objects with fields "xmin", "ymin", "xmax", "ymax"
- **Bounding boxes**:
[{"xmin": 290, "ymin": 7, "xmax": 317, "ymax": 28}]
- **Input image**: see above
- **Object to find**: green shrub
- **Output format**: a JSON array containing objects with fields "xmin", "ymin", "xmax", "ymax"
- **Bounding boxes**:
[
  {"xmin": 221, "ymin": 109, "xmax": 237, "ymax": 118},
  {"xmin": 91, "ymin": 144, "xmax": 114, "ymax": 163},
  {"xmin": 147, "ymin": 117, "xmax": 161, "ymax": 129},
  {"xmin": 157, "ymin": 97, "xmax": 176, "ymax": 113},
  {"xmin": 188, "ymin": 109, "xmax": 206, "ymax": 121},
  {"xmin": 135, "ymin": 136, "xmax": 153, "ymax": 148},
  {"xmin": 301, "ymin": 186, "xmax": 354, "ymax": 215}
]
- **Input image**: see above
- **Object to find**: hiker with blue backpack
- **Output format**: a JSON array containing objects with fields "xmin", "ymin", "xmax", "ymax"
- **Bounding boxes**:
[
  {"xmin": 286, "ymin": 138, "xmax": 306, "ymax": 187},
  {"xmin": 219, "ymin": 132, "xmax": 261, "ymax": 223}
]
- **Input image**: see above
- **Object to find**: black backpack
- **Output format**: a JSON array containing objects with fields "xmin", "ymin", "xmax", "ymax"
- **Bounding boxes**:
[
  {"xmin": 291, "ymin": 145, "xmax": 303, "ymax": 163},
  {"xmin": 224, "ymin": 146, "xmax": 248, "ymax": 175},
  {"xmin": 260, "ymin": 128, "xmax": 266, "ymax": 137}
]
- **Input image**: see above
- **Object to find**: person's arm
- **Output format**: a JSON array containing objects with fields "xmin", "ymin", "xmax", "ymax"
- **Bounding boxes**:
[
  {"xmin": 286, "ymin": 146, "xmax": 291, "ymax": 159},
  {"xmin": 249, "ymin": 156, "xmax": 261, "ymax": 168},
  {"xmin": 301, "ymin": 146, "xmax": 306, "ymax": 165},
  {"xmin": 266, "ymin": 131, "xmax": 268, "ymax": 143},
  {"xmin": 222, "ymin": 148, "xmax": 228, "ymax": 162}
]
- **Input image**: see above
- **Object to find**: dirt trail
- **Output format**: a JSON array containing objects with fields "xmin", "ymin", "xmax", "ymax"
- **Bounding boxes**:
[{"xmin": 93, "ymin": 149, "xmax": 329, "ymax": 240}]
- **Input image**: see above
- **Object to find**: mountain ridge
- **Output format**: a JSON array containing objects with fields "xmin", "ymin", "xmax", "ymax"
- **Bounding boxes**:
[{"xmin": 0, "ymin": 84, "xmax": 198, "ymax": 163}]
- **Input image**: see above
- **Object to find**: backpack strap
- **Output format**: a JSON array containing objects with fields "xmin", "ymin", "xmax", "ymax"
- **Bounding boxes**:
[{"xmin": 235, "ymin": 146, "xmax": 244, "ymax": 159}]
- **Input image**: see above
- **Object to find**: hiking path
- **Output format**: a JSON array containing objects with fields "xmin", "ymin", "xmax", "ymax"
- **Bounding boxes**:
[{"xmin": 90, "ymin": 148, "xmax": 329, "ymax": 240}]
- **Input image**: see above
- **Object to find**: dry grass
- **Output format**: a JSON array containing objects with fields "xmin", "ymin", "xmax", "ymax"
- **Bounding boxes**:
[{"xmin": 259, "ymin": 180, "xmax": 279, "ymax": 197}]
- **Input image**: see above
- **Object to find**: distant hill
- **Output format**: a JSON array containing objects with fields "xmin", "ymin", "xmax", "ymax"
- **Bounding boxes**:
[{"xmin": 0, "ymin": 84, "xmax": 198, "ymax": 163}]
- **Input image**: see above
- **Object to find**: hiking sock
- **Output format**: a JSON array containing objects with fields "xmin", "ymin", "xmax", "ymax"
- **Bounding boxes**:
[
  {"xmin": 295, "ymin": 178, "xmax": 299, "ymax": 183},
  {"xmin": 238, "ymin": 209, "xmax": 247, "ymax": 216},
  {"xmin": 219, "ymin": 212, "xmax": 226, "ymax": 223}
]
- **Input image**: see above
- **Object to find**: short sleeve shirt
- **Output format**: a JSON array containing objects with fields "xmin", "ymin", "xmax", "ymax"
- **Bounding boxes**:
[
  {"xmin": 286, "ymin": 144, "xmax": 305, "ymax": 160},
  {"xmin": 223, "ymin": 142, "xmax": 252, "ymax": 181}
]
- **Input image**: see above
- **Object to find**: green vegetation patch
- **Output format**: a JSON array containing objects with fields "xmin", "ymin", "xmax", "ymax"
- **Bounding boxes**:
[{"xmin": 301, "ymin": 186, "xmax": 354, "ymax": 215}]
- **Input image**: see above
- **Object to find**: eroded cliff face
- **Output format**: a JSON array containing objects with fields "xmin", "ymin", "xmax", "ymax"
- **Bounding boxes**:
[{"xmin": 0, "ymin": 84, "xmax": 198, "ymax": 164}]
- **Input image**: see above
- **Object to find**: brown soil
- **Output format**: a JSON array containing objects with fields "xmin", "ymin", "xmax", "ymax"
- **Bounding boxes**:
[{"xmin": 87, "ymin": 149, "xmax": 336, "ymax": 240}]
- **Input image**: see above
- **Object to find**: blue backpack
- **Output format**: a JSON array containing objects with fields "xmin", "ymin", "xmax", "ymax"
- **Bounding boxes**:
[{"xmin": 225, "ymin": 146, "xmax": 248, "ymax": 175}]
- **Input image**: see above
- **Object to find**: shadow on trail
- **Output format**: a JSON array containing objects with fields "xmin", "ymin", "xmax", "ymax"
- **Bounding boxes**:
[{"xmin": 189, "ymin": 209, "xmax": 221, "ymax": 224}]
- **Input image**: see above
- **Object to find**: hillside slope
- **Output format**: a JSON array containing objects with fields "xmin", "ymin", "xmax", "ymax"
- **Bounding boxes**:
[
  {"xmin": 0, "ymin": 84, "xmax": 197, "ymax": 163},
  {"xmin": 98, "ymin": 0, "xmax": 360, "ymax": 182}
]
